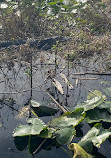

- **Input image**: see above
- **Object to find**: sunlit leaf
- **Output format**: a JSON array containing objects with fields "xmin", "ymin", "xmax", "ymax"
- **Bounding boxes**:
[
  {"xmin": 0, "ymin": 124, "xmax": 2, "ymax": 127},
  {"xmin": 87, "ymin": 90, "xmax": 106, "ymax": 100},
  {"xmin": 68, "ymin": 143, "xmax": 93, "ymax": 158},
  {"xmin": 49, "ymin": 108, "xmax": 85, "ymax": 128},
  {"xmin": 13, "ymin": 118, "xmax": 46, "ymax": 137},
  {"xmin": 31, "ymin": 100, "xmax": 59, "ymax": 117},
  {"xmin": 52, "ymin": 78, "xmax": 64, "ymax": 94},
  {"xmin": 55, "ymin": 126, "xmax": 76, "ymax": 145},
  {"xmin": 85, "ymin": 109, "xmax": 111, "ymax": 124},
  {"xmin": 92, "ymin": 129, "xmax": 111, "ymax": 148},
  {"xmin": 78, "ymin": 123, "xmax": 111, "ymax": 152},
  {"xmin": 31, "ymin": 100, "xmax": 41, "ymax": 107},
  {"xmin": 75, "ymin": 96, "xmax": 104, "ymax": 112},
  {"xmin": 78, "ymin": 123, "xmax": 101, "ymax": 152},
  {"xmin": 13, "ymin": 125, "xmax": 31, "ymax": 137}
]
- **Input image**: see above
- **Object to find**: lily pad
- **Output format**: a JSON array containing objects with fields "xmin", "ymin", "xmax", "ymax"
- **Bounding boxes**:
[
  {"xmin": 39, "ymin": 127, "xmax": 56, "ymax": 138},
  {"xmin": 75, "ymin": 96, "xmax": 104, "ymax": 112},
  {"xmin": 13, "ymin": 118, "xmax": 46, "ymax": 137},
  {"xmin": 31, "ymin": 100, "xmax": 59, "ymax": 117},
  {"xmin": 49, "ymin": 108, "xmax": 85, "ymax": 128},
  {"xmin": 55, "ymin": 126, "xmax": 76, "ymax": 145},
  {"xmin": 78, "ymin": 123, "xmax": 111, "ymax": 152},
  {"xmin": 85, "ymin": 108, "xmax": 111, "ymax": 124},
  {"xmin": 98, "ymin": 101, "xmax": 111, "ymax": 113}
]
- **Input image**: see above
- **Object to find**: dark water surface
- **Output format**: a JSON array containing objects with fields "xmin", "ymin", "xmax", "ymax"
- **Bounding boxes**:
[{"xmin": 0, "ymin": 54, "xmax": 111, "ymax": 158}]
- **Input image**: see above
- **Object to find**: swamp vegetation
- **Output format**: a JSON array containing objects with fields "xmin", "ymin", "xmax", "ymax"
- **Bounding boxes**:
[{"xmin": 0, "ymin": 0, "xmax": 111, "ymax": 158}]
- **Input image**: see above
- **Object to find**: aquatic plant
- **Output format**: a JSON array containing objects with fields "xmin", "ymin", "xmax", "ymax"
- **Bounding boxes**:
[{"xmin": 13, "ymin": 90, "xmax": 111, "ymax": 157}]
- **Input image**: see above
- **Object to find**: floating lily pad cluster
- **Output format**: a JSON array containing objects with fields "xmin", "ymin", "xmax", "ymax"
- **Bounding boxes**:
[{"xmin": 13, "ymin": 90, "xmax": 111, "ymax": 157}]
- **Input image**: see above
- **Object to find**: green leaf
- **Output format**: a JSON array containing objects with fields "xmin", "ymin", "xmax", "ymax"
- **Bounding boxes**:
[
  {"xmin": 98, "ymin": 3, "xmax": 107, "ymax": 9},
  {"xmin": 49, "ymin": 108, "xmax": 85, "ymax": 128},
  {"xmin": 98, "ymin": 101, "xmax": 111, "ymax": 113},
  {"xmin": 55, "ymin": 126, "xmax": 76, "ymax": 145},
  {"xmin": 85, "ymin": 109, "xmax": 111, "ymax": 124},
  {"xmin": 39, "ymin": 127, "xmax": 55, "ymax": 138},
  {"xmin": 75, "ymin": 96, "xmax": 105, "ymax": 112},
  {"xmin": 78, "ymin": 123, "xmax": 101, "ymax": 152},
  {"xmin": 92, "ymin": 129, "xmax": 111, "ymax": 148},
  {"xmin": 78, "ymin": 123, "xmax": 111, "ymax": 152},
  {"xmin": 48, "ymin": 2, "xmax": 57, "ymax": 6},
  {"xmin": 31, "ymin": 100, "xmax": 59, "ymax": 117},
  {"xmin": 68, "ymin": 143, "xmax": 93, "ymax": 158},
  {"xmin": 13, "ymin": 125, "xmax": 31, "ymax": 137},
  {"xmin": 87, "ymin": 90, "xmax": 106, "ymax": 100},
  {"xmin": 13, "ymin": 118, "xmax": 46, "ymax": 137},
  {"xmin": 0, "ymin": 124, "xmax": 2, "ymax": 127}
]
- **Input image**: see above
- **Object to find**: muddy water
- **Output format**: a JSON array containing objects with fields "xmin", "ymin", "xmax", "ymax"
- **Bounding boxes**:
[{"xmin": 0, "ymin": 52, "xmax": 111, "ymax": 158}]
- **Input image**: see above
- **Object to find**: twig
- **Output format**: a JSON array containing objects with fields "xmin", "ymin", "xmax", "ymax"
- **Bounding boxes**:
[
  {"xmin": 0, "ymin": 92, "xmax": 18, "ymax": 94},
  {"xmin": 73, "ymin": 77, "xmax": 98, "ymax": 80},
  {"xmin": 36, "ymin": 81, "xmax": 67, "ymax": 113},
  {"xmin": 83, "ymin": 85, "xmax": 101, "ymax": 97},
  {"xmin": 73, "ymin": 72, "xmax": 111, "ymax": 75},
  {"xmin": 33, "ymin": 138, "xmax": 47, "ymax": 155}
]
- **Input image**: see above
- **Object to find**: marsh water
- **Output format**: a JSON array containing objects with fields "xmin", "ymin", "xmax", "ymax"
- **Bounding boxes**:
[{"xmin": 0, "ymin": 51, "xmax": 111, "ymax": 158}]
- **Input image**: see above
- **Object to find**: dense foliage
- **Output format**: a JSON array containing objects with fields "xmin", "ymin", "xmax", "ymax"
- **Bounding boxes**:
[{"xmin": 0, "ymin": 0, "xmax": 111, "ymax": 61}]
